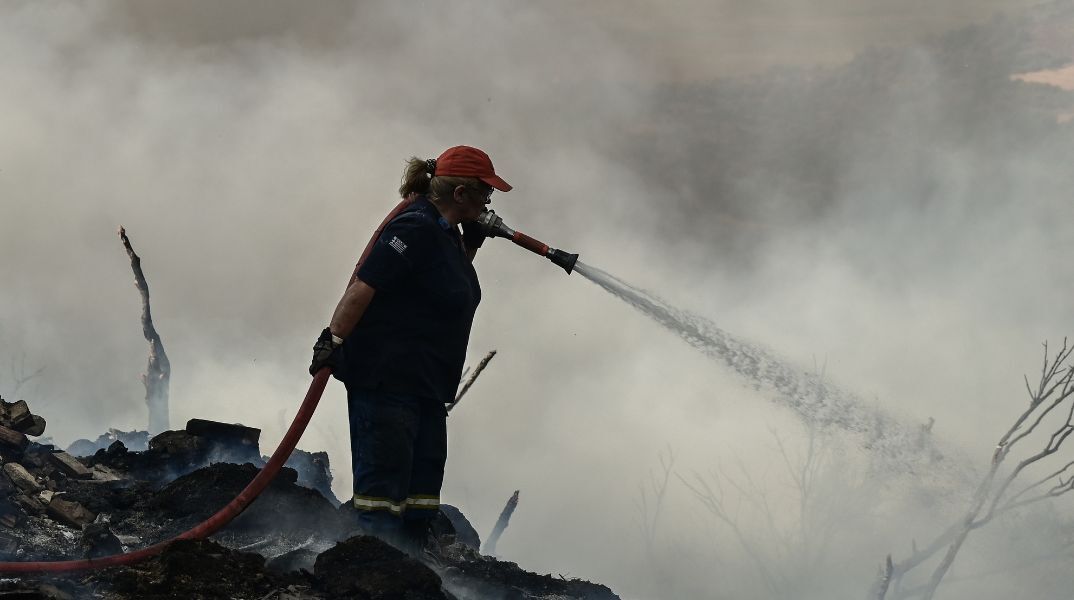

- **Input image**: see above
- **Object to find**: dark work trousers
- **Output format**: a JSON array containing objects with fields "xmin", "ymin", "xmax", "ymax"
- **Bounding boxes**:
[{"xmin": 346, "ymin": 386, "xmax": 447, "ymax": 548}]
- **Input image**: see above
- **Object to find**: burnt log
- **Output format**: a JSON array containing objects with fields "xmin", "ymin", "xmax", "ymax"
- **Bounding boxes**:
[
  {"xmin": 0, "ymin": 398, "xmax": 47, "ymax": 437},
  {"xmin": 49, "ymin": 451, "xmax": 93, "ymax": 479},
  {"xmin": 0, "ymin": 399, "xmax": 35, "ymax": 431},
  {"xmin": 185, "ymin": 419, "xmax": 261, "ymax": 447},
  {"xmin": 3, "ymin": 462, "xmax": 42, "ymax": 493},
  {"xmin": 47, "ymin": 496, "xmax": 96, "ymax": 528},
  {"xmin": 21, "ymin": 415, "xmax": 46, "ymax": 437},
  {"xmin": 0, "ymin": 426, "xmax": 28, "ymax": 452}
]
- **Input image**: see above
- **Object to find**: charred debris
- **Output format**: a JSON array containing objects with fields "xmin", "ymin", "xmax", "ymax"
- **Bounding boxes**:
[{"xmin": 0, "ymin": 396, "xmax": 618, "ymax": 600}]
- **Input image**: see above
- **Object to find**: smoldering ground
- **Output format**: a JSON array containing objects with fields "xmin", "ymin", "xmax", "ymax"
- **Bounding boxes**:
[{"xmin": 2, "ymin": 1, "xmax": 1073, "ymax": 598}]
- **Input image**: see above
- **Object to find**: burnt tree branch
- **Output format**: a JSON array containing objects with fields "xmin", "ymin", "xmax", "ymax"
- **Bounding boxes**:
[
  {"xmin": 448, "ymin": 350, "xmax": 496, "ymax": 413},
  {"xmin": 483, "ymin": 490, "xmax": 519, "ymax": 556},
  {"xmin": 118, "ymin": 226, "xmax": 170, "ymax": 434},
  {"xmin": 876, "ymin": 339, "xmax": 1074, "ymax": 600}
]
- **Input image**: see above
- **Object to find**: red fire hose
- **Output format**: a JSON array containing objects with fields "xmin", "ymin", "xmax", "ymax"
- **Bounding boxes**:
[{"xmin": 0, "ymin": 369, "xmax": 331, "ymax": 574}]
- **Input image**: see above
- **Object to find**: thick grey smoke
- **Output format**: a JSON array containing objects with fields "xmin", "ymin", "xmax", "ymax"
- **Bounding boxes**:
[{"xmin": 2, "ymin": 1, "xmax": 1073, "ymax": 598}]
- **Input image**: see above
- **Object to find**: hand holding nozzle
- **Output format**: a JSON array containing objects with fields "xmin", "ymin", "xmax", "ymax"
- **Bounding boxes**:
[
  {"xmin": 475, "ymin": 210, "xmax": 512, "ymax": 239},
  {"xmin": 476, "ymin": 210, "xmax": 579, "ymax": 275}
]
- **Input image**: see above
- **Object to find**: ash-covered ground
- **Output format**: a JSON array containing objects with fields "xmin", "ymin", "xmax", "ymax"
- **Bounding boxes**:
[{"xmin": 0, "ymin": 397, "xmax": 618, "ymax": 600}]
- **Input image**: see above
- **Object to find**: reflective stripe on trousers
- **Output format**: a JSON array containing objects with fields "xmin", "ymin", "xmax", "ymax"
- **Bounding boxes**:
[{"xmin": 353, "ymin": 494, "xmax": 441, "ymax": 515}]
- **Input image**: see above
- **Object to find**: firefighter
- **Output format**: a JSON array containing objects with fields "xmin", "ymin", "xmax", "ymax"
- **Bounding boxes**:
[{"xmin": 310, "ymin": 145, "xmax": 511, "ymax": 553}]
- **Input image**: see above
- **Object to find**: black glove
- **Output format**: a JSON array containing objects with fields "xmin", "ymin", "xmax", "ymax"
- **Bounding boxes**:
[
  {"xmin": 310, "ymin": 327, "xmax": 342, "ymax": 376},
  {"xmin": 461, "ymin": 220, "xmax": 487, "ymax": 251}
]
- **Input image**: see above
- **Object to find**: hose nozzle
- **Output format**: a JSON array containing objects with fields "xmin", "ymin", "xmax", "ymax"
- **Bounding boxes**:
[
  {"xmin": 546, "ymin": 248, "xmax": 579, "ymax": 275},
  {"xmin": 476, "ymin": 210, "xmax": 579, "ymax": 275}
]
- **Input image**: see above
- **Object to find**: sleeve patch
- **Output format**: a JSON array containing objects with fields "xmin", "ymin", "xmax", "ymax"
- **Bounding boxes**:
[{"xmin": 388, "ymin": 236, "xmax": 408, "ymax": 255}]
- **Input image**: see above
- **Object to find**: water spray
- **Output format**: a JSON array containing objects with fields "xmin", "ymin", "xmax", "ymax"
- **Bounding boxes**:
[
  {"xmin": 477, "ymin": 211, "xmax": 578, "ymax": 274},
  {"xmin": 477, "ymin": 211, "xmax": 959, "ymax": 479},
  {"xmin": 568, "ymin": 262, "xmax": 967, "ymax": 486}
]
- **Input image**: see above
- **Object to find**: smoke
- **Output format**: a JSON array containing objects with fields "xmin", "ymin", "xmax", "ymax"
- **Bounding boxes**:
[{"xmin": 2, "ymin": 1, "xmax": 1074, "ymax": 598}]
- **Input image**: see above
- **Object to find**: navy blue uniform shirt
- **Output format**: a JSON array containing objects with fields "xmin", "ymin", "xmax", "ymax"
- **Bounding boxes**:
[{"xmin": 339, "ymin": 196, "xmax": 481, "ymax": 404}]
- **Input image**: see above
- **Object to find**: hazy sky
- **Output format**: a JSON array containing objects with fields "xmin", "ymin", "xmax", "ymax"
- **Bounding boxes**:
[{"xmin": 2, "ymin": 2, "xmax": 1072, "ymax": 598}]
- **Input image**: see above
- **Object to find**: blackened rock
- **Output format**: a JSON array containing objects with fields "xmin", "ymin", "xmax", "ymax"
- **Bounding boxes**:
[
  {"xmin": 87, "ymin": 441, "xmax": 163, "ymax": 484},
  {"xmin": 81, "ymin": 523, "xmax": 123, "ymax": 559},
  {"xmin": 437, "ymin": 548, "xmax": 621, "ymax": 600},
  {"xmin": 93, "ymin": 431, "xmax": 274, "ymax": 488},
  {"xmin": 266, "ymin": 547, "xmax": 319, "ymax": 574},
  {"xmin": 147, "ymin": 430, "xmax": 206, "ymax": 460},
  {"xmin": 437, "ymin": 504, "xmax": 480, "ymax": 550},
  {"xmin": 150, "ymin": 463, "xmax": 341, "ymax": 536},
  {"xmin": 94, "ymin": 539, "xmax": 279, "ymax": 600},
  {"xmin": 314, "ymin": 535, "xmax": 448, "ymax": 600},
  {"xmin": 61, "ymin": 477, "xmax": 148, "ymax": 514}
]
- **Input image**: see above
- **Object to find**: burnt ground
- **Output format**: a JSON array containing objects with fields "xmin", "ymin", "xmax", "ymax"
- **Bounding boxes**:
[{"xmin": 0, "ymin": 405, "xmax": 619, "ymax": 600}]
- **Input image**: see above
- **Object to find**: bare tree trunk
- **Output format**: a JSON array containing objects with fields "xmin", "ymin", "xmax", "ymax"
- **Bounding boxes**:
[
  {"xmin": 483, "ymin": 490, "xmax": 519, "ymax": 556},
  {"xmin": 118, "ymin": 227, "xmax": 170, "ymax": 434}
]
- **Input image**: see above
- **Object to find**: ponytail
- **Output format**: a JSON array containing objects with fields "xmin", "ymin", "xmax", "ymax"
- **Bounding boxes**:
[{"xmin": 398, "ymin": 156, "xmax": 436, "ymax": 198}]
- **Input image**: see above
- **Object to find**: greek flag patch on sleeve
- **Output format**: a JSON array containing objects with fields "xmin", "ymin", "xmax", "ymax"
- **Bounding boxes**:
[{"xmin": 388, "ymin": 236, "xmax": 407, "ymax": 255}]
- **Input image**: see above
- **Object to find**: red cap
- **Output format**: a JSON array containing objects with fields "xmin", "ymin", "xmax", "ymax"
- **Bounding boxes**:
[{"xmin": 434, "ymin": 146, "xmax": 512, "ymax": 192}]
